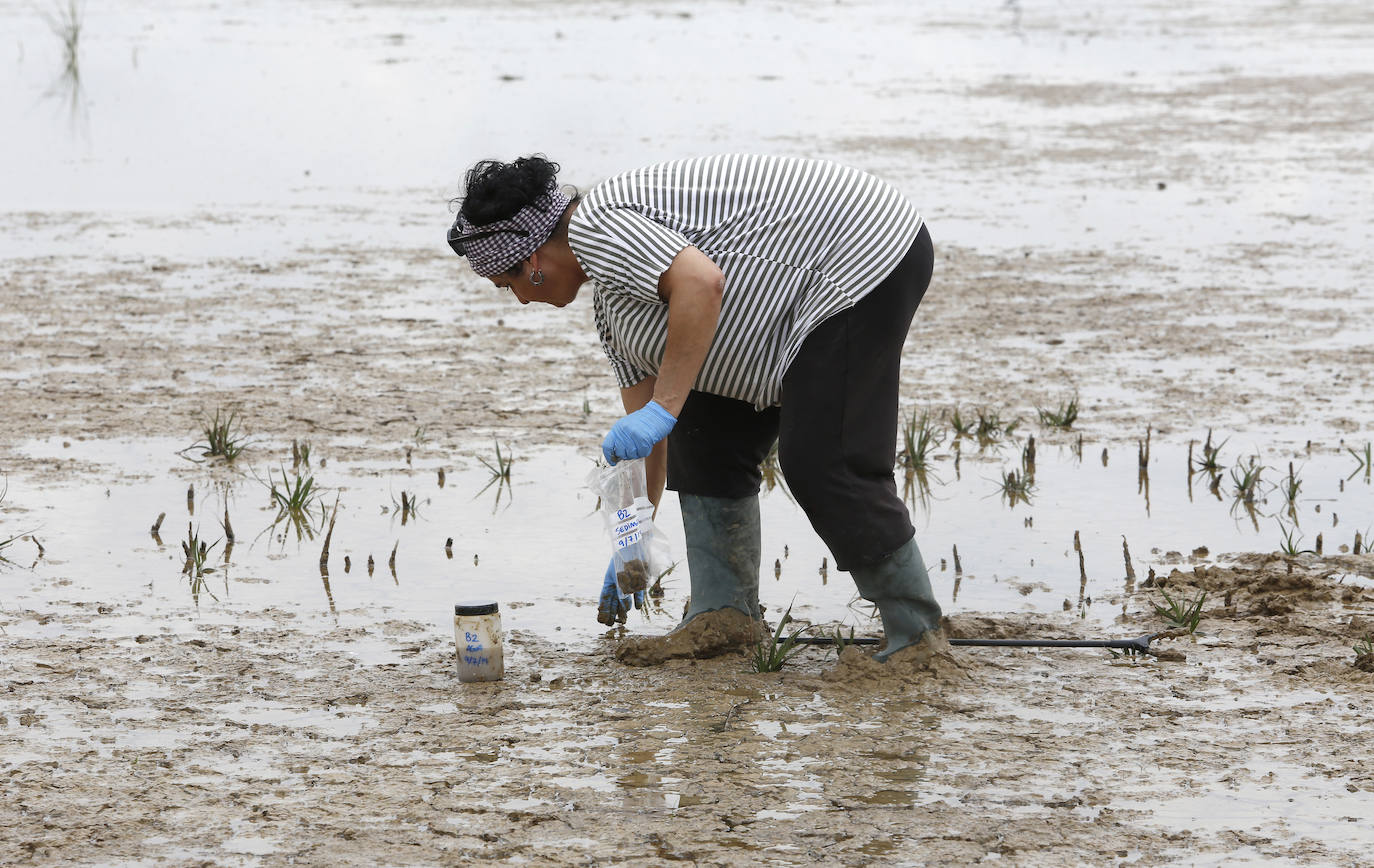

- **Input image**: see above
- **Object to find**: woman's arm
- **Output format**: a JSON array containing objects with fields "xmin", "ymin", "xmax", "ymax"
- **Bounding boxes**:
[
  {"xmin": 652, "ymin": 246, "xmax": 724, "ymax": 416},
  {"xmin": 618, "ymin": 377, "xmax": 666, "ymax": 507},
  {"xmin": 602, "ymin": 246, "xmax": 722, "ymax": 484}
]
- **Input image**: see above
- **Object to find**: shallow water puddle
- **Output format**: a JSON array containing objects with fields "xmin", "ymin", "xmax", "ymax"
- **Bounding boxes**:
[
  {"xmin": 1117, "ymin": 759, "xmax": 1374, "ymax": 856},
  {"xmin": 4, "ymin": 436, "xmax": 1371, "ymax": 649}
]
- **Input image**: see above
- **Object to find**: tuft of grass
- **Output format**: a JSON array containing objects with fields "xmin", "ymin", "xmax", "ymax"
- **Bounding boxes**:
[
  {"xmin": 1192, "ymin": 429, "xmax": 1227, "ymax": 475},
  {"xmin": 648, "ymin": 559, "xmax": 679, "ymax": 599},
  {"xmin": 974, "ymin": 407, "xmax": 1020, "ymax": 444},
  {"xmin": 1036, "ymin": 393, "xmax": 1079, "ymax": 429},
  {"xmin": 1280, "ymin": 461, "xmax": 1302, "ymax": 513},
  {"xmin": 479, "ymin": 440, "xmax": 513, "ymax": 482},
  {"xmin": 1354, "ymin": 636, "xmax": 1373, "ymax": 658},
  {"xmin": 1277, "ymin": 522, "xmax": 1315, "ymax": 557},
  {"xmin": 270, "ymin": 465, "xmax": 320, "ymax": 516},
  {"xmin": 263, "ymin": 464, "xmax": 326, "ymax": 542},
  {"xmin": 1151, "ymin": 587, "xmax": 1206, "ymax": 633},
  {"xmin": 183, "ymin": 409, "xmax": 250, "ymax": 462},
  {"xmin": 1229, "ymin": 457, "xmax": 1265, "ymax": 504},
  {"xmin": 998, "ymin": 467, "xmax": 1034, "ymax": 506},
  {"xmin": 947, "ymin": 406, "xmax": 974, "ymax": 438},
  {"xmin": 291, "ymin": 439, "xmax": 312, "ymax": 469},
  {"xmin": 829, "ymin": 624, "xmax": 857, "ymax": 658},
  {"xmin": 180, "ymin": 523, "xmax": 220, "ymax": 605},
  {"xmin": 748, "ymin": 603, "xmax": 809, "ymax": 673},
  {"xmin": 898, "ymin": 408, "xmax": 942, "ymax": 472},
  {"xmin": 477, "ymin": 440, "xmax": 515, "ymax": 507},
  {"xmin": 180, "ymin": 522, "xmax": 219, "ymax": 579}
]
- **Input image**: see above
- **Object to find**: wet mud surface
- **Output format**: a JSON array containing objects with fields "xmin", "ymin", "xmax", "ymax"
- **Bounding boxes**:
[
  {"xmin": 5, "ymin": 0, "xmax": 1374, "ymax": 863},
  {"xmin": 4, "ymin": 556, "xmax": 1374, "ymax": 865}
]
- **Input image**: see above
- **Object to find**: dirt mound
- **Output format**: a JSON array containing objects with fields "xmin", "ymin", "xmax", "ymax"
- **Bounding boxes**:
[
  {"xmin": 821, "ymin": 629, "xmax": 971, "ymax": 688},
  {"xmin": 614, "ymin": 607, "xmax": 769, "ymax": 667},
  {"xmin": 944, "ymin": 612, "xmax": 1080, "ymax": 640},
  {"xmin": 1144, "ymin": 555, "xmax": 1369, "ymax": 619}
]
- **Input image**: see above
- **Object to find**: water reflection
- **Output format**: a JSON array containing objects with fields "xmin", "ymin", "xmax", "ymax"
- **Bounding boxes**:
[{"xmin": 39, "ymin": 0, "xmax": 88, "ymax": 130}]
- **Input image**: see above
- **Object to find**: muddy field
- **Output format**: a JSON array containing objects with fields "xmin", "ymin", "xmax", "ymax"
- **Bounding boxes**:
[
  {"xmin": 4, "ymin": 557, "xmax": 1374, "ymax": 865},
  {"xmin": 4, "ymin": 0, "xmax": 1374, "ymax": 865}
]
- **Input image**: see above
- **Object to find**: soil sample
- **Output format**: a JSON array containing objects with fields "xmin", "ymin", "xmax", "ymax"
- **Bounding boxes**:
[{"xmin": 616, "ymin": 558, "xmax": 649, "ymax": 595}]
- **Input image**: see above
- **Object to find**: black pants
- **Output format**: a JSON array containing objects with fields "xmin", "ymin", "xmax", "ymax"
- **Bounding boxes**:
[{"xmin": 666, "ymin": 224, "xmax": 934, "ymax": 571}]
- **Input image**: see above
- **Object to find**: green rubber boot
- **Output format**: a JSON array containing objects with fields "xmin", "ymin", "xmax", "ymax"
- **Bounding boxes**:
[
  {"xmin": 680, "ymin": 493, "xmax": 763, "ymax": 622},
  {"xmin": 615, "ymin": 494, "xmax": 765, "ymax": 667},
  {"xmin": 849, "ymin": 536, "xmax": 943, "ymax": 662}
]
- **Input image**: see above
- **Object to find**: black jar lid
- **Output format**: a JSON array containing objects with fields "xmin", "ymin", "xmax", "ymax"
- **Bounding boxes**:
[{"xmin": 454, "ymin": 600, "xmax": 499, "ymax": 616}]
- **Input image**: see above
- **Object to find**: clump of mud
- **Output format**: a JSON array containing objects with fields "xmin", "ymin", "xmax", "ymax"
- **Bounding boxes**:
[
  {"xmin": 822, "ymin": 628, "xmax": 970, "ymax": 688},
  {"xmin": 615, "ymin": 607, "xmax": 767, "ymax": 667},
  {"xmin": 1143, "ymin": 553, "xmax": 1371, "ymax": 619},
  {"xmin": 616, "ymin": 557, "xmax": 649, "ymax": 594}
]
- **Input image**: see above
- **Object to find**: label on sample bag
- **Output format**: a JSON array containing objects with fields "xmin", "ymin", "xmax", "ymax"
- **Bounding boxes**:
[{"xmin": 613, "ymin": 506, "xmax": 641, "ymax": 550}]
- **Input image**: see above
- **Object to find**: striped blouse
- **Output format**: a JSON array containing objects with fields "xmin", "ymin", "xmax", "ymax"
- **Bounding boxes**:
[{"xmin": 568, "ymin": 154, "xmax": 922, "ymax": 410}]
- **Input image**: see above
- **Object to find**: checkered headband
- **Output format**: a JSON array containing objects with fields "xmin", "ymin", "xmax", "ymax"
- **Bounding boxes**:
[{"xmin": 447, "ymin": 184, "xmax": 571, "ymax": 277}]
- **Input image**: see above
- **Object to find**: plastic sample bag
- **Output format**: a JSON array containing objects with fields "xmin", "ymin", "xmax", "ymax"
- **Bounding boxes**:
[{"xmin": 589, "ymin": 458, "xmax": 671, "ymax": 596}]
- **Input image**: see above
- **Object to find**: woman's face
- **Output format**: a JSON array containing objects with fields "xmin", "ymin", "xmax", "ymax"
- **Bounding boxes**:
[{"xmin": 491, "ymin": 247, "xmax": 582, "ymax": 308}]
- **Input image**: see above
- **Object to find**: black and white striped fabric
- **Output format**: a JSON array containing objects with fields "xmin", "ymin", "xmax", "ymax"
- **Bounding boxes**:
[{"xmin": 569, "ymin": 154, "xmax": 922, "ymax": 409}]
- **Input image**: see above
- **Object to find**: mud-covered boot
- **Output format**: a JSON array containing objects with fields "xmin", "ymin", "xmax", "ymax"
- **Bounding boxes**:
[
  {"xmin": 615, "ymin": 494, "xmax": 767, "ymax": 666},
  {"xmin": 849, "ymin": 536, "xmax": 944, "ymax": 662},
  {"xmin": 680, "ymin": 493, "xmax": 763, "ymax": 622}
]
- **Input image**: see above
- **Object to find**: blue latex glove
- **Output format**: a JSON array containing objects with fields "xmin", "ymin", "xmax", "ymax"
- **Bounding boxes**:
[
  {"xmin": 597, "ymin": 560, "xmax": 645, "ymax": 626},
  {"xmin": 602, "ymin": 400, "xmax": 676, "ymax": 465}
]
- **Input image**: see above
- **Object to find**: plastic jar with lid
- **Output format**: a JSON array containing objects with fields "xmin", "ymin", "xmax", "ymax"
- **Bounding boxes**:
[{"xmin": 454, "ymin": 600, "xmax": 503, "ymax": 682}]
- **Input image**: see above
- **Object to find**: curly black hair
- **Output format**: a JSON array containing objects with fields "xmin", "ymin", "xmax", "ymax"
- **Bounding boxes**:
[{"xmin": 459, "ymin": 155, "xmax": 561, "ymax": 225}]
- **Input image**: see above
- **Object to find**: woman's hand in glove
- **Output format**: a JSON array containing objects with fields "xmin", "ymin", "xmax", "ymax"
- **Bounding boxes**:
[
  {"xmin": 601, "ymin": 401, "xmax": 675, "ymax": 465},
  {"xmin": 597, "ymin": 560, "xmax": 645, "ymax": 625}
]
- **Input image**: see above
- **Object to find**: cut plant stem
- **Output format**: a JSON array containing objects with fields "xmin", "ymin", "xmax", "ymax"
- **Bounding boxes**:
[{"xmin": 319, "ymin": 495, "xmax": 340, "ymax": 569}]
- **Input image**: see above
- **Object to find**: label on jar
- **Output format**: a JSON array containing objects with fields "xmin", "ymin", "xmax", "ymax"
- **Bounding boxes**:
[{"xmin": 461, "ymin": 630, "xmax": 491, "ymax": 668}]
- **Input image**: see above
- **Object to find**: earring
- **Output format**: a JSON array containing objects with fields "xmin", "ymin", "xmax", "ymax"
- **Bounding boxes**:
[{"xmin": 530, "ymin": 270, "xmax": 545, "ymax": 286}]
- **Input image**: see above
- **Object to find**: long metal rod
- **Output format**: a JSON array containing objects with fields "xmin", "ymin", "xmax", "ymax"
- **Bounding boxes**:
[
  {"xmin": 950, "ymin": 635, "xmax": 1156, "ymax": 653},
  {"xmin": 792, "ymin": 633, "xmax": 1157, "ymax": 654}
]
